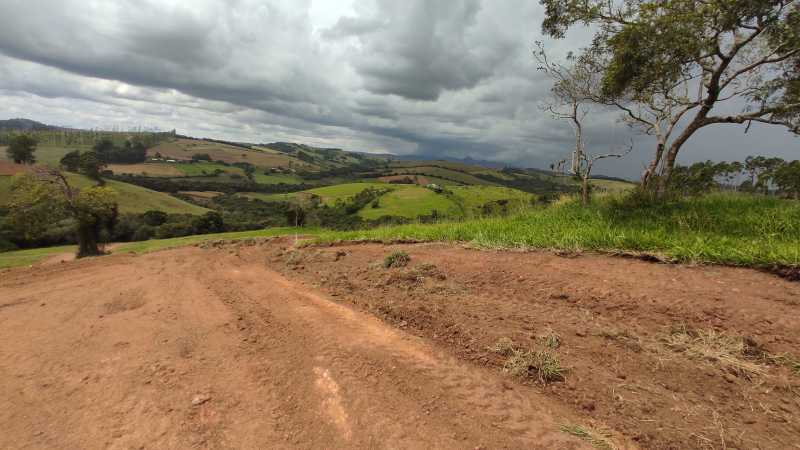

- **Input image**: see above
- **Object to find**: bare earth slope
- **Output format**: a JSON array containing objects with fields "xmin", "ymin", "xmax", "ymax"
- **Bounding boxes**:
[
  {"xmin": 0, "ymin": 243, "xmax": 589, "ymax": 450},
  {"xmin": 2, "ymin": 239, "xmax": 799, "ymax": 449}
]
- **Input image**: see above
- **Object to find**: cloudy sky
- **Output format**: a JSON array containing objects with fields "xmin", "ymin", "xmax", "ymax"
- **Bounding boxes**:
[{"xmin": 0, "ymin": 0, "xmax": 796, "ymax": 178}]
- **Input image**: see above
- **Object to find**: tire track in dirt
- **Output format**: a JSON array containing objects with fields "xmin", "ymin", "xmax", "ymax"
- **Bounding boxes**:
[{"xmin": 196, "ymin": 253, "xmax": 594, "ymax": 449}]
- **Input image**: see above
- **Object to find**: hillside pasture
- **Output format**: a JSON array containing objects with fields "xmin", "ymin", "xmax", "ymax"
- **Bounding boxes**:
[
  {"xmin": 2, "ymin": 146, "xmax": 90, "ymax": 167},
  {"xmin": 448, "ymin": 186, "xmax": 535, "ymax": 215},
  {"xmin": 107, "ymin": 163, "xmax": 183, "ymax": 177},
  {"xmin": 358, "ymin": 185, "xmax": 459, "ymax": 219},
  {"xmin": 0, "ymin": 172, "xmax": 208, "ymax": 215},
  {"xmin": 386, "ymin": 165, "xmax": 496, "ymax": 186},
  {"xmin": 149, "ymin": 139, "xmax": 308, "ymax": 168}
]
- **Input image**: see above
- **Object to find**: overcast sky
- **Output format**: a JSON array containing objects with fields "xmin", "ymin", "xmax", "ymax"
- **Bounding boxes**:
[{"xmin": 0, "ymin": 0, "xmax": 797, "ymax": 178}]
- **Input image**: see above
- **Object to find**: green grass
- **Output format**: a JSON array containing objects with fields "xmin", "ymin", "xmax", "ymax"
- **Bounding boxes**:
[
  {"xmin": 0, "ymin": 173, "xmax": 209, "ymax": 215},
  {"xmin": 389, "ymin": 165, "xmax": 496, "ymax": 185},
  {"xmin": 305, "ymin": 183, "xmax": 396, "ymax": 205},
  {"xmin": 240, "ymin": 182, "xmax": 396, "ymax": 205},
  {"xmin": 358, "ymin": 186, "xmax": 460, "ymax": 219},
  {"xmin": 0, "ymin": 245, "xmax": 76, "ymax": 269},
  {"xmin": 448, "ymin": 186, "xmax": 534, "ymax": 215},
  {"xmin": 318, "ymin": 193, "xmax": 800, "ymax": 268},
  {"xmin": 173, "ymin": 162, "xmax": 243, "ymax": 177},
  {"xmin": 590, "ymin": 179, "xmax": 637, "ymax": 193},
  {"xmin": 1, "ymin": 146, "xmax": 91, "ymax": 166},
  {"xmin": 251, "ymin": 172, "xmax": 304, "ymax": 184}
]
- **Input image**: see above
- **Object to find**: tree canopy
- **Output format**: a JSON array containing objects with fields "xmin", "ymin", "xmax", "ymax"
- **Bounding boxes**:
[
  {"xmin": 540, "ymin": 0, "xmax": 800, "ymax": 192},
  {"xmin": 6, "ymin": 134, "xmax": 38, "ymax": 164}
]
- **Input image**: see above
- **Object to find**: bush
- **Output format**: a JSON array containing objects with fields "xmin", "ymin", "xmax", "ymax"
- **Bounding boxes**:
[
  {"xmin": 143, "ymin": 210, "xmax": 168, "ymax": 226},
  {"xmin": 132, "ymin": 225, "xmax": 155, "ymax": 241}
]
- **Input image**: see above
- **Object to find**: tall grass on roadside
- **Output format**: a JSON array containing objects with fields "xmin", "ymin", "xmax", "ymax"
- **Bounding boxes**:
[{"xmin": 314, "ymin": 193, "xmax": 800, "ymax": 268}]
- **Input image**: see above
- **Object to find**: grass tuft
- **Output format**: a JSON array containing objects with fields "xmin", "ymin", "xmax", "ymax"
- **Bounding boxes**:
[
  {"xmin": 540, "ymin": 329, "xmax": 562, "ymax": 349},
  {"xmin": 383, "ymin": 251, "xmax": 411, "ymax": 268},
  {"xmin": 503, "ymin": 349, "xmax": 566, "ymax": 384},
  {"xmin": 560, "ymin": 424, "xmax": 615, "ymax": 450}
]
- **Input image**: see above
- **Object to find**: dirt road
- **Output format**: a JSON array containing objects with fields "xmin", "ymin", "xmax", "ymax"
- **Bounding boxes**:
[{"xmin": 0, "ymin": 242, "xmax": 592, "ymax": 449}]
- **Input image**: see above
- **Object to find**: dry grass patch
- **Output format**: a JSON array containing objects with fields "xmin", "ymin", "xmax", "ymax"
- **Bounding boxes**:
[
  {"xmin": 489, "ymin": 337, "xmax": 566, "ymax": 384},
  {"xmin": 560, "ymin": 424, "xmax": 615, "ymax": 450},
  {"xmin": 660, "ymin": 326, "xmax": 768, "ymax": 379}
]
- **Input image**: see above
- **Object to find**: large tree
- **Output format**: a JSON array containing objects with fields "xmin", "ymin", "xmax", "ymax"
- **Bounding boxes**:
[
  {"xmin": 6, "ymin": 134, "xmax": 38, "ymax": 164},
  {"xmin": 7, "ymin": 169, "xmax": 118, "ymax": 257},
  {"xmin": 540, "ymin": 0, "xmax": 800, "ymax": 193}
]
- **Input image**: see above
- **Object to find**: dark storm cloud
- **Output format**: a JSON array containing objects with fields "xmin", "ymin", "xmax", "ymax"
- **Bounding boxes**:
[{"xmin": 0, "ymin": 0, "xmax": 795, "ymax": 177}]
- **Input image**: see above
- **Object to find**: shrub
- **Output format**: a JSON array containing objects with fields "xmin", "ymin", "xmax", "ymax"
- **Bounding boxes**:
[
  {"xmin": 383, "ymin": 251, "xmax": 410, "ymax": 268},
  {"xmin": 142, "ymin": 210, "xmax": 168, "ymax": 226}
]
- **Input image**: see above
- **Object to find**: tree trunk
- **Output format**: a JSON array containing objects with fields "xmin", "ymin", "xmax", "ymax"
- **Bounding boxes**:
[
  {"xmin": 76, "ymin": 222, "xmax": 103, "ymax": 258},
  {"xmin": 641, "ymin": 141, "xmax": 665, "ymax": 189},
  {"xmin": 581, "ymin": 176, "xmax": 589, "ymax": 206},
  {"xmin": 657, "ymin": 119, "xmax": 705, "ymax": 196}
]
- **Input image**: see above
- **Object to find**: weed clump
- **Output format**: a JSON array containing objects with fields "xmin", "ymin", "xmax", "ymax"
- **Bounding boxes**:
[
  {"xmin": 383, "ymin": 251, "xmax": 410, "ymax": 268},
  {"xmin": 503, "ymin": 349, "xmax": 565, "ymax": 383},
  {"xmin": 489, "ymin": 337, "xmax": 566, "ymax": 383}
]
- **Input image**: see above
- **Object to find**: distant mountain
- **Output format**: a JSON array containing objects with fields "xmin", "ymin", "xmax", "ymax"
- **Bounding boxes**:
[{"xmin": 0, "ymin": 118, "xmax": 61, "ymax": 131}]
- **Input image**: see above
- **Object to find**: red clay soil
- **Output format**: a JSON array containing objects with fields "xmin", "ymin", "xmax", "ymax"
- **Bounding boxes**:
[
  {"xmin": 2, "ymin": 238, "xmax": 798, "ymax": 449},
  {"xmin": 0, "ymin": 160, "xmax": 28, "ymax": 175},
  {"xmin": 0, "ymin": 241, "xmax": 591, "ymax": 450},
  {"xmin": 264, "ymin": 241, "xmax": 800, "ymax": 450}
]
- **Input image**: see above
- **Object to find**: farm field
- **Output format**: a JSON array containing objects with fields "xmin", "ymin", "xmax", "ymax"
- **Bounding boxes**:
[
  {"xmin": 240, "ymin": 182, "xmax": 397, "ymax": 205},
  {"xmin": 148, "ymin": 139, "xmax": 310, "ymax": 168}
]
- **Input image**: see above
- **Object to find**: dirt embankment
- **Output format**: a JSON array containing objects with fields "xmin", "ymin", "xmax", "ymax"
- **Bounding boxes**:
[
  {"xmin": 265, "ymin": 241, "xmax": 800, "ymax": 449},
  {"xmin": 2, "ymin": 238, "xmax": 798, "ymax": 449}
]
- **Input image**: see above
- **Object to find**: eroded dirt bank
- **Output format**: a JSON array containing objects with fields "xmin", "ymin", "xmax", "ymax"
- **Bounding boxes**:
[
  {"xmin": 262, "ymin": 240, "xmax": 800, "ymax": 449},
  {"xmin": 0, "ymin": 241, "xmax": 591, "ymax": 450}
]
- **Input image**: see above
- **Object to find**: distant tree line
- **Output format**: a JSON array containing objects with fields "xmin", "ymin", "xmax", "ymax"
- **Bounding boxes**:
[
  {"xmin": 669, "ymin": 156, "xmax": 800, "ymax": 198},
  {"xmin": 108, "ymin": 173, "xmax": 312, "ymax": 194}
]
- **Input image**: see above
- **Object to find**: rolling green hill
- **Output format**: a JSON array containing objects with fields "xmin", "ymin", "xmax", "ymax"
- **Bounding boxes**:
[
  {"xmin": 0, "ymin": 172, "xmax": 208, "ymax": 215},
  {"xmin": 358, "ymin": 185, "xmax": 460, "ymax": 219}
]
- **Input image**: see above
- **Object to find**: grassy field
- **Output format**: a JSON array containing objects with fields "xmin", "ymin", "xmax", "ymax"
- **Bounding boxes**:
[
  {"xmin": 241, "ymin": 182, "xmax": 396, "ymax": 205},
  {"xmin": 388, "ymin": 165, "xmax": 496, "ymax": 185},
  {"xmin": 318, "ymin": 193, "xmax": 800, "ymax": 268},
  {"xmin": 1, "ymin": 146, "xmax": 91, "ymax": 166},
  {"xmin": 251, "ymin": 172, "xmax": 304, "ymax": 184},
  {"xmin": 107, "ymin": 163, "xmax": 184, "ymax": 177},
  {"xmin": 0, "ymin": 245, "xmax": 76, "ymax": 268},
  {"xmin": 0, "ymin": 173, "xmax": 209, "ymax": 215},
  {"xmin": 590, "ymin": 179, "xmax": 637, "ymax": 193},
  {"xmin": 358, "ymin": 186, "xmax": 460, "ymax": 219},
  {"xmin": 448, "ymin": 186, "xmax": 535, "ymax": 215}
]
